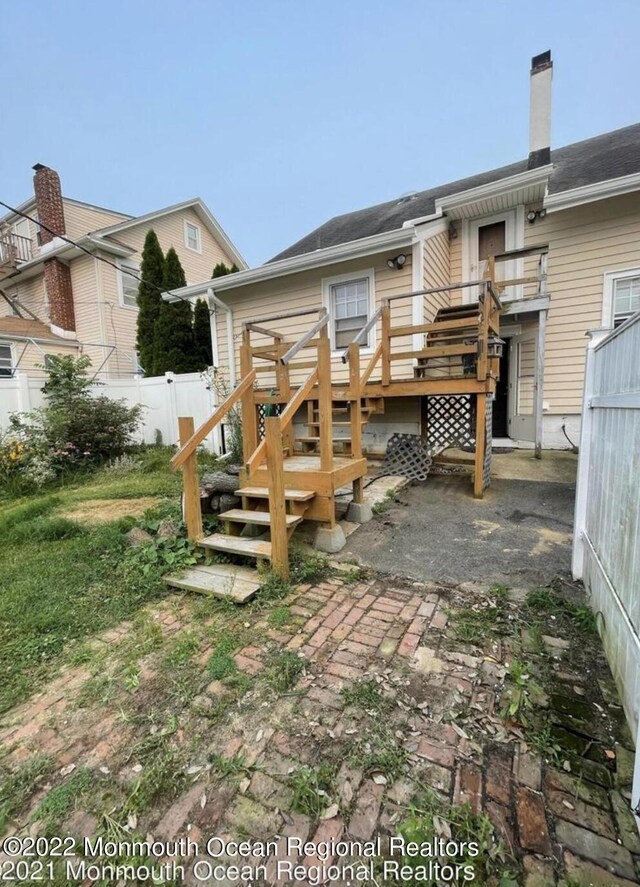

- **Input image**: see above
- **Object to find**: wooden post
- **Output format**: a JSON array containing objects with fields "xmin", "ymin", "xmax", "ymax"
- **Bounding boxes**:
[
  {"xmin": 178, "ymin": 416, "xmax": 203, "ymax": 541},
  {"xmin": 381, "ymin": 300, "xmax": 391, "ymax": 387},
  {"xmin": 275, "ymin": 337, "xmax": 293, "ymax": 453},
  {"xmin": 476, "ymin": 285, "xmax": 489, "ymax": 381},
  {"xmin": 473, "ymin": 394, "xmax": 487, "ymax": 499},
  {"xmin": 265, "ymin": 417, "xmax": 290, "ymax": 580},
  {"xmin": 240, "ymin": 328, "xmax": 257, "ymax": 467},
  {"xmin": 348, "ymin": 342, "xmax": 364, "ymax": 503},
  {"xmin": 317, "ymin": 314, "xmax": 333, "ymax": 472}
]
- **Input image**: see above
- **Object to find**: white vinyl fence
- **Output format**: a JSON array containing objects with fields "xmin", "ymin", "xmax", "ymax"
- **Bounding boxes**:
[
  {"xmin": 573, "ymin": 314, "xmax": 640, "ymax": 825},
  {"xmin": 0, "ymin": 371, "xmax": 222, "ymax": 452}
]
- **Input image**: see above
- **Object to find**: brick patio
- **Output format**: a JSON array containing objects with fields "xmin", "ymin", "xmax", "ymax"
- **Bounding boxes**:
[{"xmin": 0, "ymin": 571, "xmax": 638, "ymax": 886}]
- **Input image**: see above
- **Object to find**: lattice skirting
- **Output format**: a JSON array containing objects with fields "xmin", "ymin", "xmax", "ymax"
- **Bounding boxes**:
[
  {"xmin": 382, "ymin": 434, "xmax": 433, "ymax": 481},
  {"xmin": 257, "ymin": 403, "xmax": 282, "ymax": 440},
  {"xmin": 424, "ymin": 394, "xmax": 492, "ymax": 491}
]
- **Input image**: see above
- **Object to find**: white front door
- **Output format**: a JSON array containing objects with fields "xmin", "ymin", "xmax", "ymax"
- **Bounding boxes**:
[{"xmin": 508, "ymin": 333, "xmax": 536, "ymax": 442}]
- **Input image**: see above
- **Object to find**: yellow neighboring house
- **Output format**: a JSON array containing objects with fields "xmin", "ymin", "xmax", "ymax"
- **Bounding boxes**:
[
  {"xmin": 166, "ymin": 52, "xmax": 640, "ymax": 451},
  {"xmin": 0, "ymin": 165, "xmax": 245, "ymax": 379}
]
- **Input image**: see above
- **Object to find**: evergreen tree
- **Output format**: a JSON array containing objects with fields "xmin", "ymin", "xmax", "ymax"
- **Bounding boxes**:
[
  {"xmin": 211, "ymin": 261, "xmax": 239, "ymax": 278},
  {"xmin": 193, "ymin": 298, "xmax": 213, "ymax": 370},
  {"xmin": 153, "ymin": 248, "xmax": 196, "ymax": 374},
  {"xmin": 136, "ymin": 230, "xmax": 165, "ymax": 376}
]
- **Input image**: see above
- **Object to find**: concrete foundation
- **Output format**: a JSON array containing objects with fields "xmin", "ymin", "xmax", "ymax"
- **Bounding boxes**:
[
  {"xmin": 314, "ymin": 524, "xmax": 347, "ymax": 554},
  {"xmin": 346, "ymin": 501, "xmax": 373, "ymax": 524}
]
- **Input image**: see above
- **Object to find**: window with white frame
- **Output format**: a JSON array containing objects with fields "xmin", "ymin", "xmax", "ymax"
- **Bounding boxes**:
[
  {"xmin": 0, "ymin": 343, "xmax": 13, "ymax": 377},
  {"xmin": 184, "ymin": 220, "xmax": 201, "ymax": 252},
  {"xmin": 604, "ymin": 268, "xmax": 640, "ymax": 328},
  {"xmin": 119, "ymin": 261, "xmax": 140, "ymax": 308},
  {"xmin": 324, "ymin": 271, "xmax": 374, "ymax": 350}
]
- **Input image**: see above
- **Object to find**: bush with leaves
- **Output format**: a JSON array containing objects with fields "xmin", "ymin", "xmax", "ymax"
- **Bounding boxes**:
[{"xmin": 2, "ymin": 355, "xmax": 141, "ymax": 494}]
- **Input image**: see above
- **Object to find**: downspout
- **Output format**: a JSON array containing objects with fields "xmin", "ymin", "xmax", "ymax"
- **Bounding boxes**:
[{"xmin": 206, "ymin": 287, "xmax": 236, "ymax": 387}]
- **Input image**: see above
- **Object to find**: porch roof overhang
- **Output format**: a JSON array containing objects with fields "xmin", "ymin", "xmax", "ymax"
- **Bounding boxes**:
[
  {"xmin": 434, "ymin": 165, "xmax": 553, "ymax": 220},
  {"xmin": 2, "ymin": 235, "xmax": 134, "ymax": 285}
]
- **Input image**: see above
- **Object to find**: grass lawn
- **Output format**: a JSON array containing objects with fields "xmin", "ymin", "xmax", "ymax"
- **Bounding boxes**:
[{"xmin": 0, "ymin": 447, "xmax": 188, "ymax": 714}]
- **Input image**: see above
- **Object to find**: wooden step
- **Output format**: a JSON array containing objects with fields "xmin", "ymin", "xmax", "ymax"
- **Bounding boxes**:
[
  {"xmin": 163, "ymin": 563, "xmax": 260, "ymax": 603},
  {"xmin": 199, "ymin": 534, "xmax": 272, "ymax": 559},
  {"xmin": 308, "ymin": 421, "xmax": 352, "ymax": 427},
  {"xmin": 298, "ymin": 436, "xmax": 352, "ymax": 444},
  {"xmin": 236, "ymin": 486, "xmax": 315, "ymax": 502},
  {"xmin": 220, "ymin": 508, "xmax": 302, "ymax": 528}
]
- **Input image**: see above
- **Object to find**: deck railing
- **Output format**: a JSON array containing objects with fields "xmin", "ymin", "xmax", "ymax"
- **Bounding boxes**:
[{"xmin": 0, "ymin": 232, "xmax": 33, "ymax": 266}]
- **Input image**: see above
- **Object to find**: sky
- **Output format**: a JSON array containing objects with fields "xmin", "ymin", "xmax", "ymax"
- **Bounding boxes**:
[{"xmin": 1, "ymin": 0, "xmax": 639, "ymax": 267}]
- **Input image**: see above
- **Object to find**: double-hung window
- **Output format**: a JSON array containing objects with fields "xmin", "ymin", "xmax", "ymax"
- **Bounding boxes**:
[
  {"xmin": 604, "ymin": 268, "xmax": 640, "ymax": 328},
  {"xmin": 184, "ymin": 221, "xmax": 201, "ymax": 253},
  {"xmin": 0, "ymin": 343, "xmax": 13, "ymax": 377},
  {"xmin": 324, "ymin": 270, "xmax": 374, "ymax": 351},
  {"xmin": 119, "ymin": 261, "xmax": 140, "ymax": 308}
]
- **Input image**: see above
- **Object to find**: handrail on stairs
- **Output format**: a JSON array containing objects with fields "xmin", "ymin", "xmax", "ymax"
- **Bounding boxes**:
[
  {"xmin": 280, "ymin": 312, "xmax": 329, "ymax": 365},
  {"xmin": 170, "ymin": 369, "xmax": 256, "ymax": 471}
]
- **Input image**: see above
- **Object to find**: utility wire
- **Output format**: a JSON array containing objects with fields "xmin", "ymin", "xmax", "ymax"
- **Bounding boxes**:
[{"xmin": 0, "ymin": 199, "xmax": 209, "ymax": 312}]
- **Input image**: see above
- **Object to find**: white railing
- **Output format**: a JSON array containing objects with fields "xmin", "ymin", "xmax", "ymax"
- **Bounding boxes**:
[{"xmin": 0, "ymin": 232, "xmax": 33, "ymax": 265}]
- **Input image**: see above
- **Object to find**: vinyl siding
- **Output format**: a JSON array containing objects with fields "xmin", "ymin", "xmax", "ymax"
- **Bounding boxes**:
[
  {"xmin": 445, "ymin": 194, "xmax": 640, "ymax": 414},
  {"xmin": 423, "ymin": 229, "xmax": 451, "ymax": 321},
  {"xmin": 213, "ymin": 252, "xmax": 414, "ymax": 390},
  {"xmin": 63, "ymin": 201, "xmax": 129, "ymax": 240},
  {"xmin": 8, "ymin": 339, "xmax": 78, "ymax": 375},
  {"xmin": 0, "ymin": 275, "xmax": 47, "ymax": 319}
]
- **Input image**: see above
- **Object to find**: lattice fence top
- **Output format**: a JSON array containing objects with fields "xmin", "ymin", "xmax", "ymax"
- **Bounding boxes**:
[
  {"xmin": 382, "ymin": 433, "xmax": 433, "ymax": 481},
  {"xmin": 425, "ymin": 395, "xmax": 474, "ymax": 455},
  {"xmin": 257, "ymin": 402, "xmax": 282, "ymax": 441}
]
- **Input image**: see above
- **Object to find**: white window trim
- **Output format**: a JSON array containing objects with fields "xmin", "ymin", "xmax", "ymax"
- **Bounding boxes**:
[
  {"xmin": 0, "ymin": 341, "xmax": 14, "ymax": 377},
  {"xmin": 321, "ymin": 268, "xmax": 376, "ymax": 356},
  {"xmin": 462, "ymin": 207, "xmax": 525, "ymax": 303},
  {"xmin": 184, "ymin": 219, "xmax": 202, "ymax": 254},
  {"xmin": 117, "ymin": 258, "xmax": 140, "ymax": 310},
  {"xmin": 602, "ymin": 266, "xmax": 640, "ymax": 327}
]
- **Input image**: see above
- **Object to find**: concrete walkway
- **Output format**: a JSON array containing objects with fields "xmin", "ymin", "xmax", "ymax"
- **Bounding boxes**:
[{"xmin": 339, "ymin": 451, "xmax": 578, "ymax": 588}]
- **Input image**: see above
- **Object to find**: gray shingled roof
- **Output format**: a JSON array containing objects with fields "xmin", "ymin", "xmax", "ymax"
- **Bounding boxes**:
[{"xmin": 270, "ymin": 122, "xmax": 640, "ymax": 262}]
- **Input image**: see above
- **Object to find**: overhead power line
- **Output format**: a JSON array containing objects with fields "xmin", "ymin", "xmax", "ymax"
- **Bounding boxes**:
[{"xmin": 0, "ymin": 199, "xmax": 208, "ymax": 312}]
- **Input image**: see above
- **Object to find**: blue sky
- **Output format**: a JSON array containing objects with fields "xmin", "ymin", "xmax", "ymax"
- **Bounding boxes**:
[{"xmin": 1, "ymin": 0, "xmax": 638, "ymax": 266}]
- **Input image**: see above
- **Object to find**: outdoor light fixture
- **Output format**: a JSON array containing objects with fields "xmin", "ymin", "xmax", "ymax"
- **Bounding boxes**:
[
  {"xmin": 487, "ymin": 335, "xmax": 506, "ymax": 358},
  {"xmin": 527, "ymin": 209, "xmax": 547, "ymax": 223},
  {"xmin": 387, "ymin": 254, "xmax": 407, "ymax": 270}
]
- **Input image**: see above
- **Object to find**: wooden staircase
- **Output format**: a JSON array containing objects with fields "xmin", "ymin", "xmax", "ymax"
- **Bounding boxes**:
[
  {"xmin": 414, "ymin": 303, "xmax": 484, "ymax": 380},
  {"xmin": 297, "ymin": 397, "xmax": 384, "ymax": 455}
]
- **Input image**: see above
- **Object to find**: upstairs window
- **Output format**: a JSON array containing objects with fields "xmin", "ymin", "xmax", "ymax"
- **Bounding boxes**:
[
  {"xmin": 0, "ymin": 343, "xmax": 13, "ymax": 377},
  {"xmin": 613, "ymin": 274, "xmax": 640, "ymax": 327},
  {"xmin": 119, "ymin": 261, "xmax": 140, "ymax": 308},
  {"xmin": 323, "ymin": 270, "xmax": 375, "ymax": 351},
  {"xmin": 184, "ymin": 220, "xmax": 201, "ymax": 253}
]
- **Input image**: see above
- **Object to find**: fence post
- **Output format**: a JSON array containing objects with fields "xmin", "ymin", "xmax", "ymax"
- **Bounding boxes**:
[
  {"xmin": 16, "ymin": 372, "xmax": 31, "ymax": 412},
  {"xmin": 165, "ymin": 372, "xmax": 178, "ymax": 445},
  {"xmin": 572, "ymin": 329, "xmax": 608, "ymax": 579},
  {"xmin": 473, "ymin": 393, "xmax": 487, "ymax": 499},
  {"xmin": 178, "ymin": 416, "xmax": 203, "ymax": 542},
  {"xmin": 265, "ymin": 416, "xmax": 289, "ymax": 580}
]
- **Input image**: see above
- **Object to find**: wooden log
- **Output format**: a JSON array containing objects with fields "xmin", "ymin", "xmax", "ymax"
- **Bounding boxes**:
[
  {"xmin": 265, "ymin": 417, "xmax": 290, "ymax": 580},
  {"xmin": 178, "ymin": 417, "xmax": 203, "ymax": 541}
]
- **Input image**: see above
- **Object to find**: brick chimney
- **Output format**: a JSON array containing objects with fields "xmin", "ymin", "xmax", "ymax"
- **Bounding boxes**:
[
  {"xmin": 32, "ymin": 163, "xmax": 76, "ymax": 333},
  {"xmin": 528, "ymin": 51, "xmax": 553, "ymax": 170}
]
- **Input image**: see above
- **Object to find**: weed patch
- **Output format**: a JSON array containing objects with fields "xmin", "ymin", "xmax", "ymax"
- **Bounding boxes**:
[
  {"xmin": 341, "ymin": 678, "xmax": 387, "ymax": 712},
  {"xmin": 289, "ymin": 765, "xmax": 336, "ymax": 818},
  {"xmin": 264, "ymin": 650, "xmax": 304, "ymax": 693},
  {"xmin": 0, "ymin": 755, "xmax": 53, "ymax": 835},
  {"xmin": 32, "ymin": 768, "xmax": 92, "ymax": 833}
]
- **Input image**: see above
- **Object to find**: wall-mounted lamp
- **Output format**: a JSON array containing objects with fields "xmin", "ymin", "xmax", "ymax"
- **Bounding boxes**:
[
  {"xmin": 527, "ymin": 209, "xmax": 547, "ymax": 224},
  {"xmin": 386, "ymin": 254, "xmax": 407, "ymax": 271},
  {"xmin": 487, "ymin": 335, "xmax": 506, "ymax": 358}
]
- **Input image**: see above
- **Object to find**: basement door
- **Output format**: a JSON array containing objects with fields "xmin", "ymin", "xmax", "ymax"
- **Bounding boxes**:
[{"xmin": 508, "ymin": 333, "xmax": 536, "ymax": 442}]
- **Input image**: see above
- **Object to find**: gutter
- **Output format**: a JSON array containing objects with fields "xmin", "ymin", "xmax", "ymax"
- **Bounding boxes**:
[{"xmin": 544, "ymin": 170, "xmax": 640, "ymax": 213}]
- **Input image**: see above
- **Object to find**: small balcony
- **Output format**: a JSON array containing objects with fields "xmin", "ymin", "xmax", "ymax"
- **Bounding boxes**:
[{"xmin": 0, "ymin": 231, "xmax": 34, "ymax": 274}]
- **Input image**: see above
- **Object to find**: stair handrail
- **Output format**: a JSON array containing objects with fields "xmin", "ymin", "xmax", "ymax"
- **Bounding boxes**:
[
  {"xmin": 359, "ymin": 341, "xmax": 383, "ymax": 388},
  {"xmin": 171, "ymin": 369, "xmax": 257, "ymax": 471},
  {"xmin": 340, "ymin": 307, "xmax": 382, "ymax": 363},
  {"xmin": 280, "ymin": 312, "xmax": 329, "ymax": 365}
]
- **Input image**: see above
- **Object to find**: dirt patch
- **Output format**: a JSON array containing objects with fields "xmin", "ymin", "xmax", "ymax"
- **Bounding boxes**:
[{"xmin": 61, "ymin": 497, "xmax": 161, "ymax": 524}]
